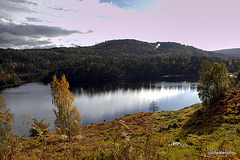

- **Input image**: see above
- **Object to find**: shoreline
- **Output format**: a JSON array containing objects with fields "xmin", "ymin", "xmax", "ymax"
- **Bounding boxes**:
[{"xmin": 0, "ymin": 74, "xmax": 199, "ymax": 89}]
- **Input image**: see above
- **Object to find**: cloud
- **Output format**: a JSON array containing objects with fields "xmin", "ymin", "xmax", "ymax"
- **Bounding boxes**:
[
  {"xmin": 0, "ymin": 32, "xmax": 53, "ymax": 49},
  {"xmin": 26, "ymin": 17, "xmax": 43, "ymax": 22},
  {"xmin": 93, "ymin": 15, "xmax": 111, "ymax": 19},
  {"xmin": 49, "ymin": 6, "xmax": 77, "ymax": 12},
  {"xmin": 0, "ymin": 0, "xmax": 239, "ymax": 50},
  {"xmin": 0, "ymin": 20, "xmax": 80, "ymax": 37},
  {"xmin": 99, "ymin": 0, "xmax": 158, "ymax": 11},
  {"xmin": 0, "ymin": 0, "xmax": 37, "ymax": 23},
  {"xmin": 0, "ymin": 18, "xmax": 93, "ymax": 49},
  {"xmin": 8, "ymin": 0, "xmax": 38, "ymax": 6}
]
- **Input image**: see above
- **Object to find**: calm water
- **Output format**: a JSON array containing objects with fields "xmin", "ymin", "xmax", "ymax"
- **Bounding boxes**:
[{"xmin": 0, "ymin": 80, "xmax": 200, "ymax": 137}]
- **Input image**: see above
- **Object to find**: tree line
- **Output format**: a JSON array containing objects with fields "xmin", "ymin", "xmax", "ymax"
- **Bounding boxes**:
[
  {"xmin": 0, "ymin": 47, "xmax": 227, "ymax": 86},
  {"xmin": 1, "ymin": 42, "xmax": 240, "ymax": 87}
]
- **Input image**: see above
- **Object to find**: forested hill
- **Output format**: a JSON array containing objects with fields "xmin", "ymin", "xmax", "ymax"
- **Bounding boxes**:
[
  {"xmin": 0, "ymin": 39, "xmax": 227, "ymax": 59},
  {"xmin": 0, "ymin": 39, "xmax": 237, "ymax": 87},
  {"xmin": 89, "ymin": 39, "xmax": 226, "ymax": 58}
]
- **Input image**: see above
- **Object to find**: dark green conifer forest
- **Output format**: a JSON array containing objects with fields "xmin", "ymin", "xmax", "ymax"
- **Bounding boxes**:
[{"xmin": 1, "ymin": 40, "xmax": 239, "ymax": 87}]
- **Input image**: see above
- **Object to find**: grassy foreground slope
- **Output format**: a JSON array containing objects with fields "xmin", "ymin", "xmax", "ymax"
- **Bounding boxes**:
[{"xmin": 1, "ymin": 89, "xmax": 240, "ymax": 159}]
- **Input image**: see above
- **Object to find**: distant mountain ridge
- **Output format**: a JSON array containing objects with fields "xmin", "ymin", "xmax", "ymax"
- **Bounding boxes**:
[
  {"xmin": 213, "ymin": 48, "xmax": 240, "ymax": 58},
  {"xmin": 86, "ymin": 39, "xmax": 227, "ymax": 59},
  {"xmin": 0, "ymin": 39, "xmax": 228, "ymax": 59}
]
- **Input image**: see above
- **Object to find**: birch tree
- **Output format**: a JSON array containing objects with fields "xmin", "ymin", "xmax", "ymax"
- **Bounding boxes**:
[{"xmin": 51, "ymin": 75, "xmax": 82, "ymax": 138}]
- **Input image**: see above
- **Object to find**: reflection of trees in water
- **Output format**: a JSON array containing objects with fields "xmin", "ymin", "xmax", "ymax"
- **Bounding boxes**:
[
  {"xmin": 70, "ymin": 76, "xmax": 199, "ymax": 95},
  {"xmin": 70, "ymin": 80, "xmax": 151, "ymax": 95}
]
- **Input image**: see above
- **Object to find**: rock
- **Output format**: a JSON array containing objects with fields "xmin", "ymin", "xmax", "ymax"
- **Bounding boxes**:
[
  {"xmin": 168, "ymin": 142, "xmax": 181, "ymax": 147},
  {"xmin": 73, "ymin": 135, "xmax": 83, "ymax": 140},
  {"xmin": 168, "ymin": 142, "xmax": 188, "ymax": 148},
  {"xmin": 180, "ymin": 144, "xmax": 189, "ymax": 148},
  {"xmin": 60, "ymin": 135, "xmax": 69, "ymax": 141}
]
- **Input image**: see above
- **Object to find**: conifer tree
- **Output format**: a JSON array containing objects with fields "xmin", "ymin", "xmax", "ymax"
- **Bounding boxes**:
[{"xmin": 51, "ymin": 75, "xmax": 82, "ymax": 138}]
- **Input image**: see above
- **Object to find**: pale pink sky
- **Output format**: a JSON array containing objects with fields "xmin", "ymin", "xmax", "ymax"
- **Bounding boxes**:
[{"xmin": 0, "ymin": 0, "xmax": 240, "ymax": 50}]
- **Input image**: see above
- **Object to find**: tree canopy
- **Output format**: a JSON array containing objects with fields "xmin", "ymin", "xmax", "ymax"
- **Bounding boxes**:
[
  {"xmin": 0, "ymin": 39, "xmax": 233, "ymax": 87},
  {"xmin": 197, "ymin": 62, "xmax": 233, "ymax": 105}
]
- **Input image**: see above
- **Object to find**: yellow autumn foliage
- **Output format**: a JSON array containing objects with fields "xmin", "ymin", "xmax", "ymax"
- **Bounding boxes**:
[{"xmin": 51, "ymin": 75, "xmax": 82, "ymax": 138}]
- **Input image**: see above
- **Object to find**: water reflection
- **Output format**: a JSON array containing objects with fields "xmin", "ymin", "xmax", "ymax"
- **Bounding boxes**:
[
  {"xmin": 74, "ymin": 81, "xmax": 200, "ymax": 125},
  {"xmin": 0, "ymin": 80, "xmax": 200, "ymax": 137},
  {"xmin": 1, "ymin": 83, "xmax": 52, "ymax": 137}
]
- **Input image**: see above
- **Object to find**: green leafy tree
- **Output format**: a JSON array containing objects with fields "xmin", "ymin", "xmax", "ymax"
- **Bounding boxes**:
[
  {"xmin": 0, "ymin": 94, "xmax": 14, "ymax": 142},
  {"xmin": 197, "ymin": 62, "xmax": 233, "ymax": 105},
  {"xmin": 198, "ymin": 60, "xmax": 212, "ymax": 80},
  {"xmin": 51, "ymin": 75, "xmax": 82, "ymax": 138}
]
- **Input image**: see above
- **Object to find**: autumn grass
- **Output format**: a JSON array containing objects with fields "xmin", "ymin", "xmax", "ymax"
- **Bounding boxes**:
[{"xmin": 1, "ymin": 89, "xmax": 240, "ymax": 159}]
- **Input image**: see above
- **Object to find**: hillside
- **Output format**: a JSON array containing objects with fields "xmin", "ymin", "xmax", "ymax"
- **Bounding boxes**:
[
  {"xmin": 1, "ymin": 89, "xmax": 240, "ymax": 159},
  {"xmin": 41, "ymin": 39, "xmax": 228, "ymax": 59},
  {"xmin": 213, "ymin": 48, "xmax": 240, "ymax": 58},
  {"xmin": 2, "ymin": 39, "xmax": 233, "ymax": 87},
  {"xmin": 88, "ymin": 39, "xmax": 227, "ymax": 59}
]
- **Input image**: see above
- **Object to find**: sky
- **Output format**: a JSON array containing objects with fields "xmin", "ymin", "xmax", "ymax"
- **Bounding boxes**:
[{"xmin": 0, "ymin": 0, "xmax": 240, "ymax": 51}]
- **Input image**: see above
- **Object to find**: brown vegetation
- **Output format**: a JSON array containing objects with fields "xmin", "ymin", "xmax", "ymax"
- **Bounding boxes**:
[{"xmin": 1, "ymin": 88, "xmax": 240, "ymax": 159}]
